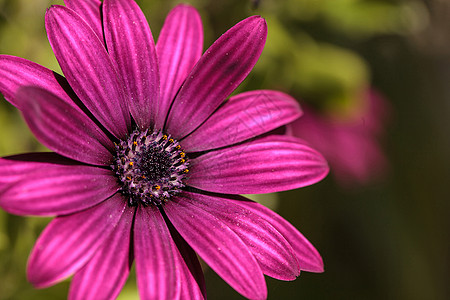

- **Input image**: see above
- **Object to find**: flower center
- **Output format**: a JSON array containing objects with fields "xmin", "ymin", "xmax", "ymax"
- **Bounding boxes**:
[{"xmin": 112, "ymin": 129, "xmax": 189, "ymax": 206}]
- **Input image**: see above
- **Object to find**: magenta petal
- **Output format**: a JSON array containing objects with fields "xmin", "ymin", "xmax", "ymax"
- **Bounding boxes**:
[
  {"xmin": 16, "ymin": 87, "xmax": 114, "ymax": 166},
  {"xmin": 182, "ymin": 90, "xmax": 302, "ymax": 152},
  {"xmin": 0, "ymin": 153, "xmax": 119, "ymax": 216},
  {"xmin": 167, "ymin": 220, "xmax": 206, "ymax": 299},
  {"xmin": 0, "ymin": 153, "xmax": 72, "ymax": 186},
  {"xmin": 180, "ymin": 191, "xmax": 300, "ymax": 280},
  {"xmin": 103, "ymin": 0, "xmax": 159, "ymax": 130},
  {"xmin": 231, "ymin": 198, "xmax": 324, "ymax": 273},
  {"xmin": 165, "ymin": 16, "xmax": 267, "ymax": 139},
  {"xmin": 178, "ymin": 258, "xmax": 206, "ymax": 300},
  {"xmin": 165, "ymin": 195, "xmax": 267, "ymax": 300},
  {"xmin": 64, "ymin": 0, "xmax": 103, "ymax": 41},
  {"xmin": 154, "ymin": 4, "xmax": 203, "ymax": 129},
  {"xmin": 27, "ymin": 194, "xmax": 127, "ymax": 288},
  {"xmin": 0, "ymin": 55, "xmax": 76, "ymax": 109},
  {"xmin": 69, "ymin": 206, "xmax": 134, "ymax": 300},
  {"xmin": 134, "ymin": 206, "xmax": 181, "ymax": 300},
  {"xmin": 188, "ymin": 135, "xmax": 329, "ymax": 194},
  {"xmin": 45, "ymin": 5, "xmax": 131, "ymax": 139}
]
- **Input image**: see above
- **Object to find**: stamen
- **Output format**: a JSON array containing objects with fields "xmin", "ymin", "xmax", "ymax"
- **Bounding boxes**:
[{"xmin": 112, "ymin": 129, "xmax": 189, "ymax": 206}]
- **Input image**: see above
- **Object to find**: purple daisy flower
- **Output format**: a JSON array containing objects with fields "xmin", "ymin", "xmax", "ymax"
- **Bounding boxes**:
[{"xmin": 0, "ymin": 1, "xmax": 329, "ymax": 299}]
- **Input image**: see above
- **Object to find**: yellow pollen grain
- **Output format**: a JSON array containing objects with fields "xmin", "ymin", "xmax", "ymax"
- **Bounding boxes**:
[
  {"xmin": 142, "ymin": 175, "xmax": 146, "ymax": 179},
  {"xmin": 169, "ymin": 138, "xmax": 174, "ymax": 143},
  {"xmin": 129, "ymin": 162, "xmax": 134, "ymax": 166},
  {"xmin": 133, "ymin": 141, "xmax": 137, "ymax": 146},
  {"xmin": 176, "ymin": 145, "xmax": 181, "ymax": 149},
  {"xmin": 154, "ymin": 185, "xmax": 161, "ymax": 190},
  {"xmin": 181, "ymin": 159, "xmax": 185, "ymax": 163},
  {"xmin": 184, "ymin": 169, "xmax": 189, "ymax": 173},
  {"xmin": 163, "ymin": 135, "xmax": 168, "ymax": 140},
  {"xmin": 180, "ymin": 152, "xmax": 185, "ymax": 158},
  {"xmin": 126, "ymin": 176, "xmax": 131, "ymax": 180}
]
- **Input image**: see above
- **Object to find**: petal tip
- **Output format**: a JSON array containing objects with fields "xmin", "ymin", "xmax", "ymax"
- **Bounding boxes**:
[
  {"xmin": 174, "ymin": 3, "xmax": 196, "ymax": 10},
  {"xmin": 300, "ymin": 251, "xmax": 325, "ymax": 273}
]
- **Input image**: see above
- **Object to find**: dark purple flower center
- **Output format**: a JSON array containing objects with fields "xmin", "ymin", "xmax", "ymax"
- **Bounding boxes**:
[{"xmin": 112, "ymin": 129, "xmax": 189, "ymax": 206}]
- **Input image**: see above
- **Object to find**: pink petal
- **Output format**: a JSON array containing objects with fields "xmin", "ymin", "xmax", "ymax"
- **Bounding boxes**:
[
  {"xmin": 0, "ymin": 55, "xmax": 79, "ymax": 110},
  {"xmin": 167, "ymin": 221, "xmax": 206, "ymax": 299},
  {"xmin": 0, "ymin": 153, "xmax": 119, "ymax": 216},
  {"xmin": 182, "ymin": 90, "xmax": 302, "ymax": 152},
  {"xmin": 231, "ymin": 197, "xmax": 324, "ymax": 273},
  {"xmin": 103, "ymin": 0, "xmax": 159, "ymax": 130},
  {"xmin": 179, "ymin": 191, "xmax": 300, "ymax": 280},
  {"xmin": 134, "ymin": 206, "xmax": 181, "ymax": 300},
  {"xmin": 165, "ymin": 16, "xmax": 267, "ymax": 139},
  {"xmin": 69, "ymin": 206, "xmax": 134, "ymax": 300},
  {"xmin": 164, "ymin": 195, "xmax": 267, "ymax": 300},
  {"xmin": 45, "ymin": 5, "xmax": 131, "ymax": 139},
  {"xmin": 64, "ymin": 0, "xmax": 103, "ymax": 41},
  {"xmin": 27, "ymin": 193, "xmax": 127, "ymax": 288},
  {"xmin": 15, "ymin": 87, "xmax": 114, "ymax": 166},
  {"xmin": 0, "ymin": 153, "xmax": 71, "ymax": 186},
  {"xmin": 178, "ymin": 260, "xmax": 206, "ymax": 300},
  {"xmin": 155, "ymin": 4, "xmax": 203, "ymax": 129},
  {"xmin": 188, "ymin": 135, "xmax": 329, "ymax": 194}
]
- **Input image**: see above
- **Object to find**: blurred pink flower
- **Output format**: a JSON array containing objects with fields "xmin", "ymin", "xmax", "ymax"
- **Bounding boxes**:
[{"xmin": 290, "ymin": 90, "xmax": 390, "ymax": 187}]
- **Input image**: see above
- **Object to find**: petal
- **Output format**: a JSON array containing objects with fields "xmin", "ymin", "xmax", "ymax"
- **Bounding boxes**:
[
  {"xmin": 166, "ymin": 219, "xmax": 206, "ymax": 299},
  {"xmin": 155, "ymin": 4, "xmax": 203, "ymax": 129},
  {"xmin": 16, "ymin": 87, "xmax": 114, "ymax": 166},
  {"xmin": 27, "ymin": 193, "xmax": 127, "ymax": 288},
  {"xmin": 46, "ymin": 5, "xmax": 131, "ymax": 139},
  {"xmin": 0, "ymin": 153, "xmax": 119, "ymax": 216},
  {"xmin": 182, "ymin": 90, "xmax": 302, "ymax": 152},
  {"xmin": 188, "ymin": 135, "xmax": 329, "ymax": 194},
  {"xmin": 164, "ymin": 195, "xmax": 267, "ymax": 300},
  {"xmin": 134, "ymin": 206, "xmax": 181, "ymax": 300},
  {"xmin": 64, "ymin": 0, "xmax": 103, "ymax": 41},
  {"xmin": 231, "ymin": 197, "xmax": 324, "ymax": 273},
  {"xmin": 0, "ymin": 152, "xmax": 73, "ymax": 186},
  {"xmin": 165, "ymin": 16, "xmax": 267, "ymax": 139},
  {"xmin": 69, "ymin": 206, "xmax": 134, "ymax": 300},
  {"xmin": 103, "ymin": 0, "xmax": 159, "ymax": 130},
  {"xmin": 0, "ymin": 55, "xmax": 77, "ymax": 109},
  {"xmin": 178, "ymin": 259, "xmax": 206, "ymax": 300},
  {"xmin": 180, "ymin": 191, "xmax": 300, "ymax": 280}
]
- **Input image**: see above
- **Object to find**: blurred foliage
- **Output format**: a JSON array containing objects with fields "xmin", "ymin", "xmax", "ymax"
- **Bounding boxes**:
[
  {"xmin": 0, "ymin": 0, "xmax": 449, "ymax": 300},
  {"xmin": 253, "ymin": 17, "xmax": 370, "ymax": 117},
  {"xmin": 271, "ymin": 0, "xmax": 427, "ymax": 37}
]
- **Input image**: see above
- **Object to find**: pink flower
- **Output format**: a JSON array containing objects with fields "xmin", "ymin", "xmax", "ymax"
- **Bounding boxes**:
[
  {"xmin": 0, "ymin": 1, "xmax": 328, "ymax": 299},
  {"xmin": 290, "ymin": 89, "xmax": 389, "ymax": 187}
]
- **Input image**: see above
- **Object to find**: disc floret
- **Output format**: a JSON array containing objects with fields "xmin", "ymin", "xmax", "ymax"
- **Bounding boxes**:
[{"xmin": 112, "ymin": 129, "xmax": 189, "ymax": 206}]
